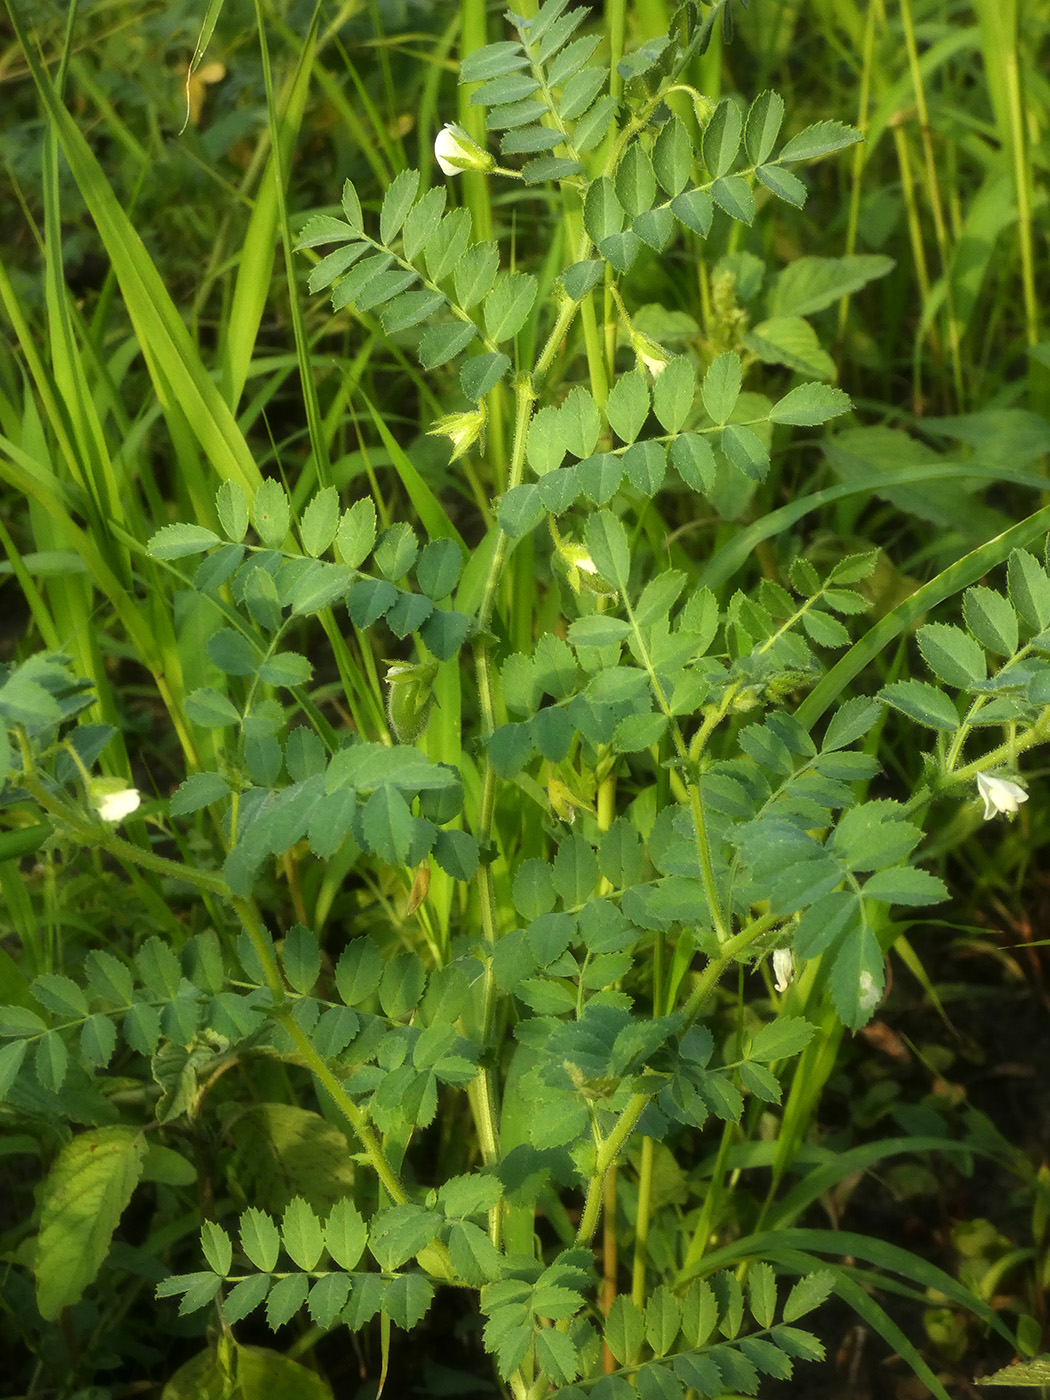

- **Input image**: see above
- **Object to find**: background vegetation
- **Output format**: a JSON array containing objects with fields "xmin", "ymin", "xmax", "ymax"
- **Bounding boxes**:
[{"xmin": 2, "ymin": 1, "xmax": 1049, "ymax": 1398}]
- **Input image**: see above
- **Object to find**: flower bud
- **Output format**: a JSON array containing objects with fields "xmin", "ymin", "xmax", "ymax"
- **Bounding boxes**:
[
  {"xmin": 433, "ymin": 123, "xmax": 495, "ymax": 176},
  {"xmin": 427, "ymin": 405, "xmax": 486, "ymax": 462}
]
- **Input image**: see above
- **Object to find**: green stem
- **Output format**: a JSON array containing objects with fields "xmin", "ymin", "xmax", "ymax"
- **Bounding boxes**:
[{"xmin": 576, "ymin": 1092, "xmax": 649, "ymax": 1245}]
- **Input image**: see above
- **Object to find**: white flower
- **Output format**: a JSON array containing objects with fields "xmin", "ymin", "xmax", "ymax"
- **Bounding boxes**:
[
  {"xmin": 772, "ymin": 947, "xmax": 794, "ymax": 994},
  {"xmin": 976, "ymin": 771, "xmax": 1028, "ymax": 821},
  {"xmin": 94, "ymin": 787, "xmax": 141, "ymax": 824},
  {"xmin": 433, "ymin": 123, "xmax": 494, "ymax": 176}
]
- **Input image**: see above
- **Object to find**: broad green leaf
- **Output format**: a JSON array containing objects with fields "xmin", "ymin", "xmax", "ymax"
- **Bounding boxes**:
[
  {"xmin": 558, "ymin": 64, "xmax": 606, "ymax": 121},
  {"xmin": 201, "ymin": 1221, "xmax": 233, "ymax": 1277},
  {"xmin": 374, "ymin": 521, "xmax": 419, "ymax": 581},
  {"xmin": 575, "ymin": 94, "xmax": 619, "ymax": 153},
  {"xmin": 207, "ymin": 628, "xmax": 257, "ymax": 676},
  {"xmin": 222, "ymin": 1274, "xmax": 272, "ymax": 1325},
  {"xmin": 652, "ymin": 356, "xmax": 695, "ymax": 433},
  {"xmin": 670, "ymin": 188, "xmax": 713, "ymax": 236},
  {"xmin": 252, "ymin": 479, "xmax": 290, "ymax": 548},
  {"xmin": 379, "ymin": 951, "xmax": 427, "ymax": 1020},
  {"xmin": 424, "ymin": 207, "xmax": 473, "ymax": 283},
  {"xmin": 585, "ymin": 510, "xmax": 630, "ymax": 591},
  {"xmin": 778, "ymin": 119, "xmax": 861, "ymax": 162},
  {"xmin": 711, "ymin": 175, "xmax": 755, "ymax": 224},
  {"xmin": 31, "ymin": 972, "xmax": 88, "ymax": 1018},
  {"xmin": 605, "ymin": 370, "xmax": 650, "ymax": 444},
  {"xmin": 380, "ymin": 168, "xmax": 420, "ymax": 245},
  {"xmin": 768, "ymin": 254, "xmax": 894, "ymax": 318},
  {"xmin": 615, "ymin": 142, "xmax": 657, "ymax": 217},
  {"xmin": 633, "ymin": 206, "xmax": 674, "ymax": 250},
  {"xmin": 460, "ymin": 41, "xmax": 528, "ymax": 84},
  {"xmin": 721, "ymin": 423, "xmax": 770, "ymax": 480},
  {"xmin": 670, "ymin": 433, "xmax": 716, "ymax": 492},
  {"xmin": 862, "ymin": 867, "xmax": 947, "ymax": 906},
  {"xmin": 147, "ymin": 523, "xmax": 221, "ymax": 560},
  {"xmin": 624, "ymin": 440, "xmax": 666, "ymax": 495},
  {"xmin": 560, "ymin": 259, "xmax": 604, "ymax": 301},
  {"xmin": 1007, "ymin": 548, "xmax": 1050, "ymax": 630},
  {"xmin": 917, "ymin": 622, "xmax": 986, "ymax": 688},
  {"xmin": 755, "ymin": 163, "xmax": 808, "ymax": 207},
  {"xmin": 402, "ymin": 185, "xmax": 447, "ymax": 261},
  {"xmin": 360, "ymin": 786, "xmax": 414, "ymax": 865},
  {"xmin": 584, "ymin": 175, "xmax": 625, "ymax": 244},
  {"xmin": 560, "ymin": 387, "xmax": 602, "ymax": 459},
  {"xmin": 702, "ymin": 353, "xmax": 742, "ymax": 425},
  {"xmin": 419, "ymin": 321, "xmax": 479, "ymax": 370},
  {"xmin": 461, "ymin": 351, "xmax": 511, "ymax": 400},
  {"xmin": 455, "ymin": 240, "xmax": 501, "ymax": 309},
  {"xmin": 266, "ymin": 1273, "xmax": 309, "ymax": 1330},
  {"xmin": 646, "ymin": 1285, "xmax": 682, "ymax": 1356},
  {"xmin": 499, "ymin": 483, "xmax": 545, "ymax": 538},
  {"xmin": 749, "ymin": 1016, "xmax": 816, "ymax": 1061},
  {"xmin": 308, "ymin": 1274, "xmax": 351, "ymax": 1330},
  {"xmin": 335, "ymin": 939, "xmax": 382, "ymax": 1006},
  {"xmin": 702, "ymin": 98, "xmax": 742, "ymax": 177},
  {"xmin": 962, "ymin": 586, "xmax": 1018, "ymax": 656},
  {"xmin": 35, "ymin": 1127, "xmax": 147, "ymax": 1320},
  {"xmin": 744, "ymin": 316, "xmax": 835, "ymax": 379},
  {"xmin": 336, "ymin": 496, "xmax": 377, "ymax": 568},
  {"xmin": 613, "ymin": 711, "xmax": 668, "ymax": 752},
  {"xmin": 748, "ymin": 1261, "xmax": 777, "ymax": 1329},
  {"xmin": 281, "ymin": 925, "xmax": 321, "ymax": 995},
  {"xmin": 281, "ymin": 1197, "xmax": 324, "ymax": 1271},
  {"xmin": 653, "ymin": 114, "xmax": 692, "ymax": 195},
  {"xmin": 512, "ymin": 857, "xmax": 557, "ymax": 919},
  {"xmin": 485, "ymin": 272, "xmax": 538, "ymax": 342},
  {"xmin": 381, "ymin": 287, "xmax": 446, "ymax": 335},
  {"xmin": 769, "ymin": 383, "xmax": 851, "ymax": 426},
  {"xmin": 745, "ymin": 90, "xmax": 785, "ymax": 164},
  {"xmin": 216, "ymin": 480, "xmax": 249, "ymax": 541}
]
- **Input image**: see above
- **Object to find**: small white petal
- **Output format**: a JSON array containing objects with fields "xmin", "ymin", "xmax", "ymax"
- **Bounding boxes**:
[
  {"xmin": 976, "ymin": 771, "xmax": 1028, "ymax": 821},
  {"xmin": 97, "ymin": 788, "xmax": 141, "ymax": 823}
]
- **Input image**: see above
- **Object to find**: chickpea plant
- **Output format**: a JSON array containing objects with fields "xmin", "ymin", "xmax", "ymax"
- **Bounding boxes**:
[{"xmin": 0, "ymin": 0, "xmax": 1038, "ymax": 1395}]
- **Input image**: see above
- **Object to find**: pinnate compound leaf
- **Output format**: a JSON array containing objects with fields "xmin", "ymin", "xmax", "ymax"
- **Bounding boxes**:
[{"xmin": 35, "ymin": 1127, "xmax": 147, "ymax": 1320}]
